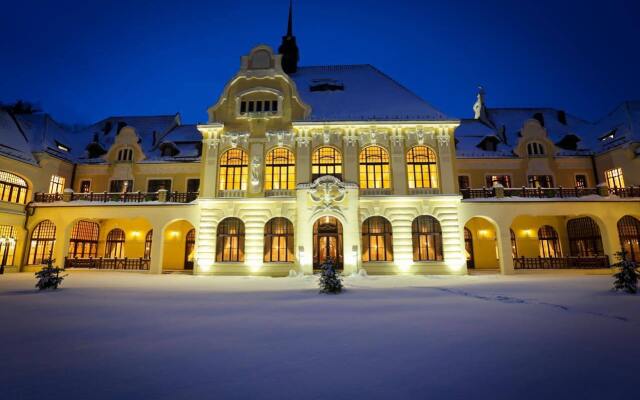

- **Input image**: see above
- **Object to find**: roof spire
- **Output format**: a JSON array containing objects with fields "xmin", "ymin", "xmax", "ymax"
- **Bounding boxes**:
[{"xmin": 278, "ymin": 0, "xmax": 299, "ymax": 74}]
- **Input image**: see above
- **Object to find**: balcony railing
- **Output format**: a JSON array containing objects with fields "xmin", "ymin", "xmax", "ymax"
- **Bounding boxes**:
[
  {"xmin": 64, "ymin": 257, "xmax": 150, "ymax": 270},
  {"xmin": 513, "ymin": 255, "xmax": 610, "ymax": 270},
  {"xmin": 265, "ymin": 189, "xmax": 295, "ymax": 197},
  {"xmin": 360, "ymin": 188, "xmax": 393, "ymax": 196},
  {"xmin": 218, "ymin": 190, "xmax": 245, "ymax": 198},
  {"xmin": 408, "ymin": 187, "xmax": 440, "ymax": 195},
  {"xmin": 33, "ymin": 190, "xmax": 198, "ymax": 204},
  {"xmin": 461, "ymin": 186, "xmax": 640, "ymax": 200}
]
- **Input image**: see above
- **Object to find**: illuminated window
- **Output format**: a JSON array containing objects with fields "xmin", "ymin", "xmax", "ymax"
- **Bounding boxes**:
[
  {"xmin": 218, "ymin": 149, "xmax": 248, "ymax": 191},
  {"xmin": 144, "ymin": 230, "xmax": 153, "ymax": 259},
  {"xmin": 240, "ymin": 100, "xmax": 278, "ymax": 115},
  {"xmin": 185, "ymin": 229, "xmax": 196, "ymax": 269},
  {"xmin": 265, "ymin": 148, "xmax": 295, "ymax": 190},
  {"xmin": 216, "ymin": 218, "xmax": 245, "ymax": 262},
  {"xmin": 575, "ymin": 175, "xmax": 587, "ymax": 188},
  {"xmin": 567, "ymin": 217, "xmax": 603, "ymax": 257},
  {"xmin": 526, "ymin": 142, "xmax": 545, "ymax": 156},
  {"xmin": 0, "ymin": 225, "xmax": 17, "ymax": 266},
  {"xmin": 105, "ymin": 229, "xmax": 125, "ymax": 258},
  {"xmin": 28, "ymin": 220, "xmax": 56, "ymax": 264},
  {"xmin": 117, "ymin": 148, "xmax": 133, "ymax": 161},
  {"xmin": 312, "ymin": 146, "xmax": 342, "ymax": 181},
  {"xmin": 359, "ymin": 146, "xmax": 391, "ymax": 189},
  {"xmin": 485, "ymin": 175, "xmax": 511, "ymax": 188},
  {"xmin": 68, "ymin": 221, "xmax": 99, "ymax": 259},
  {"xmin": 264, "ymin": 218, "xmax": 294, "ymax": 263},
  {"xmin": 48, "ymin": 175, "xmax": 65, "ymax": 194},
  {"xmin": 617, "ymin": 216, "xmax": 640, "ymax": 262},
  {"xmin": 0, "ymin": 170, "xmax": 28, "ymax": 204},
  {"xmin": 605, "ymin": 168, "xmax": 625, "ymax": 189},
  {"xmin": 406, "ymin": 146, "xmax": 438, "ymax": 189},
  {"xmin": 79, "ymin": 180, "xmax": 91, "ymax": 193},
  {"xmin": 411, "ymin": 216, "xmax": 443, "ymax": 261},
  {"xmin": 464, "ymin": 228, "xmax": 474, "ymax": 267},
  {"xmin": 528, "ymin": 175, "xmax": 554, "ymax": 188},
  {"xmin": 362, "ymin": 216, "xmax": 393, "ymax": 262},
  {"xmin": 538, "ymin": 225, "xmax": 562, "ymax": 258}
]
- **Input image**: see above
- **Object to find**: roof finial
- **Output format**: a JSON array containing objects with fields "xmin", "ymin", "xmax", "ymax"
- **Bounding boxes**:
[
  {"xmin": 473, "ymin": 86, "xmax": 487, "ymax": 120},
  {"xmin": 279, "ymin": 0, "xmax": 299, "ymax": 74}
]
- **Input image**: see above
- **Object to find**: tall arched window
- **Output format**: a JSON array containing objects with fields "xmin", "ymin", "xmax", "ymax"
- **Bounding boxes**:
[
  {"xmin": 0, "ymin": 225, "xmax": 17, "ymax": 266},
  {"xmin": 411, "ymin": 216, "xmax": 443, "ymax": 261},
  {"xmin": 618, "ymin": 216, "xmax": 640, "ymax": 262},
  {"xmin": 0, "ymin": 171, "xmax": 28, "ymax": 204},
  {"xmin": 359, "ymin": 146, "xmax": 391, "ymax": 189},
  {"xmin": 362, "ymin": 216, "xmax": 393, "ymax": 262},
  {"xmin": 216, "ymin": 218, "xmax": 245, "ymax": 262},
  {"xmin": 264, "ymin": 217, "xmax": 294, "ymax": 263},
  {"xmin": 538, "ymin": 225, "xmax": 562, "ymax": 258},
  {"xmin": 218, "ymin": 149, "xmax": 248, "ymax": 191},
  {"xmin": 265, "ymin": 148, "xmax": 295, "ymax": 190},
  {"xmin": 105, "ymin": 229, "xmax": 125, "ymax": 258},
  {"xmin": 312, "ymin": 146, "xmax": 343, "ymax": 181},
  {"xmin": 510, "ymin": 229, "xmax": 518, "ymax": 258},
  {"xmin": 68, "ymin": 221, "xmax": 99, "ymax": 258},
  {"xmin": 406, "ymin": 146, "xmax": 438, "ymax": 189},
  {"xmin": 567, "ymin": 217, "xmax": 604, "ymax": 256},
  {"xmin": 144, "ymin": 230, "xmax": 153, "ymax": 259},
  {"xmin": 28, "ymin": 220, "xmax": 56, "ymax": 264}
]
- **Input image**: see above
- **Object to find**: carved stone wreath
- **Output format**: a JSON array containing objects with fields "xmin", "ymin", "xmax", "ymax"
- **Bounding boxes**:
[{"xmin": 308, "ymin": 175, "xmax": 346, "ymax": 212}]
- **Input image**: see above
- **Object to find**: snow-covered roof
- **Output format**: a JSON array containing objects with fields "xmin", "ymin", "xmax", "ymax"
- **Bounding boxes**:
[
  {"xmin": 455, "ymin": 107, "xmax": 594, "ymax": 158},
  {"xmin": 589, "ymin": 101, "xmax": 640, "ymax": 153},
  {"xmin": 290, "ymin": 65, "xmax": 449, "ymax": 122}
]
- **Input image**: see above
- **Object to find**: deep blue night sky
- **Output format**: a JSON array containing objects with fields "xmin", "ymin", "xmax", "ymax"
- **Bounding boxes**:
[{"xmin": 1, "ymin": 0, "xmax": 639, "ymax": 125}]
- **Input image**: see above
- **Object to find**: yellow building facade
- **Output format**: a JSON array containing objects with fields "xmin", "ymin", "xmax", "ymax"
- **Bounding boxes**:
[{"xmin": 1, "ymin": 34, "xmax": 639, "ymax": 277}]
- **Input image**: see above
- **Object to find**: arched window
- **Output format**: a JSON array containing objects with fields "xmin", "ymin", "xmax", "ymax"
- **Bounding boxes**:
[
  {"xmin": 510, "ymin": 229, "xmax": 518, "ymax": 258},
  {"xmin": 411, "ymin": 216, "xmax": 443, "ymax": 261},
  {"xmin": 105, "ymin": 229, "xmax": 125, "ymax": 258},
  {"xmin": 264, "ymin": 218, "xmax": 294, "ymax": 263},
  {"xmin": 527, "ymin": 142, "xmax": 545, "ymax": 156},
  {"xmin": 362, "ymin": 216, "xmax": 393, "ymax": 262},
  {"xmin": 0, "ymin": 225, "xmax": 17, "ymax": 266},
  {"xmin": 567, "ymin": 217, "xmax": 604, "ymax": 256},
  {"xmin": 185, "ymin": 229, "xmax": 196, "ymax": 269},
  {"xmin": 538, "ymin": 225, "xmax": 561, "ymax": 258},
  {"xmin": 0, "ymin": 171, "xmax": 28, "ymax": 204},
  {"xmin": 144, "ymin": 230, "xmax": 153, "ymax": 259},
  {"xmin": 359, "ymin": 145, "xmax": 391, "ymax": 189},
  {"xmin": 406, "ymin": 146, "xmax": 438, "ymax": 189},
  {"xmin": 28, "ymin": 220, "xmax": 56, "ymax": 264},
  {"xmin": 618, "ymin": 216, "xmax": 640, "ymax": 262},
  {"xmin": 312, "ymin": 146, "xmax": 343, "ymax": 181},
  {"xmin": 68, "ymin": 221, "xmax": 99, "ymax": 258},
  {"xmin": 218, "ymin": 149, "xmax": 248, "ymax": 191},
  {"xmin": 265, "ymin": 148, "xmax": 295, "ymax": 190},
  {"xmin": 216, "ymin": 218, "xmax": 245, "ymax": 262}
]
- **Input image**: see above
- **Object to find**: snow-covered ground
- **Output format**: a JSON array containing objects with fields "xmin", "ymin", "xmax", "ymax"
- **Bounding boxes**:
[{"xmin": 1, "ymin": 272, "xmax": 638, "ymax": 400}]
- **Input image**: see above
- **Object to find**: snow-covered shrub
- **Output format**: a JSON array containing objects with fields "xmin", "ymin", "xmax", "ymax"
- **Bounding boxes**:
[
  {"xmin": 35, "ymin": 259, "xmax": 67, "ymax": 291},
  {"xmin": 612, "ymin": 251, "xmax": 639, "ymax": 294},
  {"xmin": 318, "ymin": 260, "xmax": 343, "ymax": 294}
]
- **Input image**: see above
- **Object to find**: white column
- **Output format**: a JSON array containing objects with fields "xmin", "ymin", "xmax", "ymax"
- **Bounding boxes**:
[
  {"xmin": 497, "ymin": 227, "xmax": 515, "ymax": 275},
  {"xmin": 149, "ymin": 223, "xmax": 165, "ymax": 274}
]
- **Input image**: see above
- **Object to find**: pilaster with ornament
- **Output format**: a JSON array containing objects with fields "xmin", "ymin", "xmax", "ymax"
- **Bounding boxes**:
[{"xmin": 197, "ymin": 124, "xmax": 223, "ymax": 198}]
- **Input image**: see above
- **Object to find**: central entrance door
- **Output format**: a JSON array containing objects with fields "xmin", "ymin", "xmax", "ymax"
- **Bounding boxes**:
[{"xmin": 313, "ymin": 216, "xmax": 343, "ymax": 270}]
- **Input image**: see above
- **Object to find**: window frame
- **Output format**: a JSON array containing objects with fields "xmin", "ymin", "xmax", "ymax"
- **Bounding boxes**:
[
  {"xmin": 411, "ymin": 216, "xmax": 444, "ymax": 262},
  {"xmin": 567, "ymin": 217, "xmax": 604, "ymax": 257},
  {"xmin": 218, "ymin": 149, "xmax": 249, "ymax": 191},
  {"xmin": 144, "ymin": 230, "xmax": 153, "ymax": 259},
  {"xmin": 263, "ymin": 217, "xmax": 294, "ymax": 263},
  {"xmin": 406, "ymin": 146, "xmax": 439, "ymax": 189},
  {"xmin": 0, "ymin": 170, "xmax": 29, "ymax": 204},
  {"xmin": 485, "ymin": 174, "xmax": 512, "ymax": 188},
  {"xmin": 28, "ymin": 220, "xmax": 56, "ymax": 265},
  {"xmin": 526, "ymin": 142, "xmax": 546, "ymax": 156},
  {"xmin": 311, "ymin": 146, "xmax": 343, "ymax": 181},
  {"xmin": 527, "ymin": 175, "xmax": 554, "ymax": 188},
  {"xmin": 264, "ymin": 147, "xmax": 296, "ymax": 191},
  {"xmin": 216, "ymin": 218, "xmax": 245, "ymax": 263},
  {"xmin": 48, "ymin": 175, "xmax": 66, "ymax": 194},
  {"xmin": 359, "ymin": 145, "xmax": 391, "ymax": 190},
  {"xmin": 605, "ymin": 168, "xmax": 625, "ymax": 189},
  {"xmin": 146, "ymin": 178, "xmax": 173, "ymax": 193},
  {"xmin": 361, "ymin": 216, "xmax": 394, "ymax": 262},
  {"xmin": 538, "ymin": 225, "xmax": 562, "ymax": 258},
  {"xmin": 105, "ymin": 228, "xmax": 126, "ymax": 258},
  {"xmin": 68, "ymin": 220, "xmax": 100, "ymax": 259},
  {"xmin": 0, "ymin": 225, "xmax": 17, "ymax": 266}
]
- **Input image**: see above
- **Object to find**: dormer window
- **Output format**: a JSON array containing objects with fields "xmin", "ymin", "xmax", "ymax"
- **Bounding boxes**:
[
  {"xmin": 599, "ymin": 129, "xmax": 616, "ymax": 142},
  {"xmin": 527, "ymin": 142, "xmax": 545, "ymax": 156},
  {"xmin": 309, "ymin": 79, "xmax": 344, "ymax": 92},
  {"xmin": 117, "ymin": 148, "xmax": 133, "ymax": 162},
  {"xmin": 239, "ymin": 100, "xmax": 278, "ymax": 116}
]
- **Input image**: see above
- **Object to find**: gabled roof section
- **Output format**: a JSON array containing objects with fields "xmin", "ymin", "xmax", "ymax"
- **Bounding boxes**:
[
  {"xmin": 290, "ymin": 64, "xmax": 449, "ymax": 122},
  {"xmin": 0, "ymin": 110, "xmax": 37, "ymax": 164},
  {"xmin": 15, "ymin": 113, "xmax": 80, "ymax": 161},
  {"xmin": 590, "ymin": 100, "xmax": 640, "ymax": 152}
]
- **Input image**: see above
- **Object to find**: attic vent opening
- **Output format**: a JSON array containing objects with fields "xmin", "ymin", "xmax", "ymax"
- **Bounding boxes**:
[{"xmin": 309, "ymin": 79, "xmax": 344, "ymax": 92}]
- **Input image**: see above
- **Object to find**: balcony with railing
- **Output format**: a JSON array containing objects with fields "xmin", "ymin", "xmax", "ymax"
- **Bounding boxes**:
[
  {"xmin": 217, "ymin": 190, "xmax": 246, "ymax": 198},
  {"xmin": 360, "ymin": 188, "xmax": 393, "ymax": 196},
  {"xmin": 408, "ymin": 187, "xmax": 441, "ymax": 195},
  {"xmin": 33, "ymin": 190, "xmax": 198, "ymax": 204},
  {"xmin": 64, "ymin": 257, "xmax": 150, "ymax": 270},
  {"xmin": 461, "ymin": 186, "xmax": 640, "ymax": 200},
  {"xmin": 513, "ymin": 255, "xmax": 610, "ymax": 270},
  {"xmin": 265, "ymin": 189, "xmax": 296, "ymax": 197}
]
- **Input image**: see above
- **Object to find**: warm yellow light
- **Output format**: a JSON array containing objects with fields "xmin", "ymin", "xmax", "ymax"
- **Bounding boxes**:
[
  {"xmin": 478, "ymin": 229, "xmax": 490, "ymax": 239},
  {"xmin": 170, "ymin": 231, "xmax": 180, "ymax": 239},
  {"xmin": 130, "ymin": 231, "xmax": 141, "ymax": 239},
  {"xmin": 521, "ymin": 229, "xmax": 533, "ymax": 238}
]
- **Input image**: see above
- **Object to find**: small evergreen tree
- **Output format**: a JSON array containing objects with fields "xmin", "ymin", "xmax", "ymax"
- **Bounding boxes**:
[
  {"xmin": 35, "ymin": 259, "xmax": 67, "ymax": 290},
  {"xmin": 318, "ymin": 259, "xmax": 343, "ymax": 294},
  {"xmin": 612, "ymin": 250, "xmax": 639, "ymax": 294}
]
